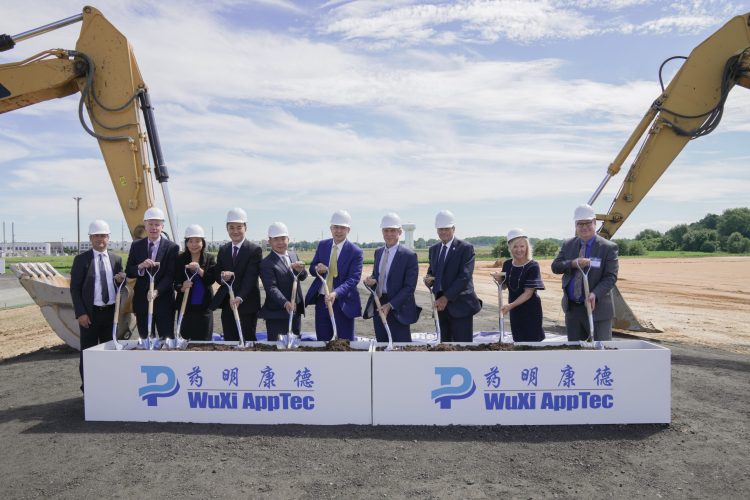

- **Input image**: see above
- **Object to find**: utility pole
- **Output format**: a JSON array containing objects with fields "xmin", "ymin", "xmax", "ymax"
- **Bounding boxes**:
[
  {"xmin": 73, "ymin": 196, "xmax": 82, "ymax": 254},
  {"xmin": 2, "ymin": 221, "xmax": 5, "ymax": 256},
  {"xmin": 12, "ymin": 221, "xmax": 15, "ymax": 256}
]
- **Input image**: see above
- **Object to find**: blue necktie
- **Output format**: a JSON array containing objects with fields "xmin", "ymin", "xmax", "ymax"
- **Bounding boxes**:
[{"xmin": 99, "ymin": 254, "xmax": 110, "ymax": 304}]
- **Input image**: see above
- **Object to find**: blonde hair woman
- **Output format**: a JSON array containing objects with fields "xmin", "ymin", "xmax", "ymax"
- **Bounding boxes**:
[{"xmin": 494, "ymin": 228, "xmax": 545, "ymax": 342}]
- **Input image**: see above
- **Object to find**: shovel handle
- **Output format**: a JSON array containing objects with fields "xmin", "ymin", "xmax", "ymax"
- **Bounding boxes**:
[
  {"xmin": 315, "ymin": 269, "xmax": 337, "ymax": 340},
  {"xmin": 576, "ymin": 261, "xmax": 595, "ymax": 343}
]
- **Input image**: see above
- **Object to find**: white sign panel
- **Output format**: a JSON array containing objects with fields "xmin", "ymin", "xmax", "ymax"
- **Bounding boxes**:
[
  {"xmin": 84, "ymin": 342, "xmax": 372, "ymax": 425},
  {"xmin": 372, "ymin": 340, "xmax": 670, "ymax": 425}
]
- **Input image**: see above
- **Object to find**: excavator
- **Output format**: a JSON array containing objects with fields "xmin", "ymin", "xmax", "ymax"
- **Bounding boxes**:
[
  {"xmin": 2, "ymin": 8, "xmax": 749, "ymax": 345},
  {"xmin": 586, "ymin": 12, "xmax": 750, "ymax": 331},
  {"xmin": 1, "ymin": 6, "xmax": 178, "ymax": 348}
]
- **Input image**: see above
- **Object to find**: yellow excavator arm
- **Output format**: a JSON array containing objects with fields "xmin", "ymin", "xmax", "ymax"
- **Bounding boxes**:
[
  {"xmin": 1, "ymin": 6, "xmax": 178, "ymax": 349},
  {"xmin": 0, "ymin": 5, "xmax": 177, "ymax": 239},
  {"xmin": 590, "ymin": 13, "xmax": 750, "ymax": 239}
]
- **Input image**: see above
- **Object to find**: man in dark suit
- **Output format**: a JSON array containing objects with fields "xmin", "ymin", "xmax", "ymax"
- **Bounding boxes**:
[
  {"xmin": 305, "ymin": 210, "xmax": 363, "ymax": 341},
  {"xmin": 70, "ymin": 219, "xmax": 125, "ymax": 389},
  {"xmin": 424, "ymin": 210, "xmax": 482, "ymax": 342},
  {"xmin": 210, "ymin": 207, "xmax": 262, "ymax": 341},
  {"xmin": 259, "ymin": 222, "xmax": 307, "ymax": 341},
  {"xmin": 552, "ymin": 204, "xmax": 619, "ymax": 341},
  {"xmin": 125, "ymin": 207, "xmax": 179, "ymax": 340},
  {"xmin": 363, "ymin": 213, "xmax": 421, "ymax": 342}
]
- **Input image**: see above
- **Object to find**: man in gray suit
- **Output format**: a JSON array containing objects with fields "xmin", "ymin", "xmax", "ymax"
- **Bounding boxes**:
[{"xmin": 551, "ymin": 204, "xmax": 619, "ymax": 341}]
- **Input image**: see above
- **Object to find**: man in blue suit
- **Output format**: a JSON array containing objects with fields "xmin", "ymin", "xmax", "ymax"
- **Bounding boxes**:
[
  {"xmin": 424, "ymin": 210, "xmax": 482, "ymax": 342},
  {"xmin": 363, "ymin": 213, "xmax": 421, "ymax": 342},
  {"xmin": 125, "ymin": 207, "xmax": 179, "ymax": 340},
  {"xmin": 305, "ymin": 210, "xmax": 363, "ymax": 341}
]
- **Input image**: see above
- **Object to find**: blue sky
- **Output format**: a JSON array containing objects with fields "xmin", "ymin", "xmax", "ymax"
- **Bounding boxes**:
[{"xmin": 2, "ymin": 0, "xmax": 750, "ymax": 245}]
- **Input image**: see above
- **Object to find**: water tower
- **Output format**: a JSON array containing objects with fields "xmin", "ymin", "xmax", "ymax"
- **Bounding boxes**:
[{"xmin": 402, "ymin": 223, "xmax": 416, "ymax": 249}]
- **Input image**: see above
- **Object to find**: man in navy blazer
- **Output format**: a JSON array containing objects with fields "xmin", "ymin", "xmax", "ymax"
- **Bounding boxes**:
[
  {"xmin": 305, "ymin": 210, "xmax": 363, "ymax": 341},
  {"xmin": 125, "ymin": 207, "xmax": 179, "ymax": 340},
  {"xmin": 259, "ymin": 222, "xmax": 307, "ymax": 341},
  {"xmin": 363, "ymin": 213, "xmax": 421, "ymax": 342},
  {"xmin": 70, "ymin": 219, "xmax": 126, "ymax": 388},
  {"xmin": 424, "ymin": 210, "xmax": 482, "ymax": 342},
  {"xmin": 551, "ymin": 204, "xmax": 619, "ymax": 341},
  {"xmin": 210, "ymin": 207, "xmax": 262, "ymax": 341}
]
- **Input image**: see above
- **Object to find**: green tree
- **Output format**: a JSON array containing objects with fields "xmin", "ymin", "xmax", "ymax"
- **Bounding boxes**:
[
  {"xmin": 628, "ymin": 240, "xmax": 647, "ymax": 255},
  {"xmin": 681, "ymin": 228, "xmax": 718, "ymax": 251},
  {"xmin": 635, "ymin": 229, "xmax": 662, "ymax": 240},
  {"xmin": 491, "ymin": 237, "xmax": 509, "ymax": 259},
  {"xmin": 726, "ymin": 232, "xmax": 750, "ymax": 253},
  {"xmin": 695, "ymin": 213, "xmax": 720, "ymax": 230},
  {"xmin": 533, "ymin": 239, "xmax": 560, "ymax": 257},
  {"xmin": 665, "ymin": 224, "xmax": 689, "ymax": 248},
  {"xmin": 613, "ymin": 239, "xmax": 630, "ymax": 255},
  {"xmin": 717, "ymin": 208, "xmax": 750, "ymax": 238}
]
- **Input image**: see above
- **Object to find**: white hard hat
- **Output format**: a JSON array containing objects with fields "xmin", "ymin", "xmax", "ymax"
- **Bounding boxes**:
[
  {"xmin": 434, "ymin": 210, "xmax": 455, "ymax": 229},
  {"xmin": 226, "ymin": 207, "xmax": 248, "ymax": 223},
  {"xmin": 268, "ymin": 222, "xmax": 289, "ymax": 238},
  {"xmin": 380, "ymin": 212, "xmax": 402, "ymax": 229},
  {"xmin": 574, "ymin": 204, "xmax": 596, "ymax": 221},
  {"xmin": 507, "ymin": 228, "xmax": 527, "ymax": 242},
  {"xmin": 143, "ymin": 207, "xmax": 165, "ymax": 221},
  {"xmin": 184, "ymin": 224, "xmax": 205, "ymax": 239},
  {"xmin": 330, "ymin": 210, "xmax": 352, "ymax": 227},
  {"xmin": 88, "ymin": 219, "xmax": 110, "ymax": 235}
]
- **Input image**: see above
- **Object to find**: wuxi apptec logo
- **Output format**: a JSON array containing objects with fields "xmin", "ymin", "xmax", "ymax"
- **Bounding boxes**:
[
  {"xmin": 431, "ymin": 367, "xmax": 476, "ymax": 409},
  {"xmin": 138, "ymin": 365, "xmax": 180, "ymax": 406}
]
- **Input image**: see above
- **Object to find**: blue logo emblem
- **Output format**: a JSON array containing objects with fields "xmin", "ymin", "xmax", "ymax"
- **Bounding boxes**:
[
  {"xmin": 431, "ymin": 367, "xmax": 476, "ymax": 409},
  {"xmin": 139, "ymin": 365, "xmax": 180, "ymax": 406}
]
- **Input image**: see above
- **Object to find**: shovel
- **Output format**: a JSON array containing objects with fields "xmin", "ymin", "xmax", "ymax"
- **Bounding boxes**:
[
  {"xmin": 576, "ymin": 260, "xmax": 601, "ymax": 349},
  {"xmin": 279, "ymin": 269, "xmax": 303, "ymax": 350},
  {"xmin": 491, "ymin": 271, "xmax": 508, "ymax": 343},
  {"xmin": 425, "ymin": 281, "xmax": 442, "ymax": 344},
  {"xmin": 111, "ymin": 277, "xmax": 127, "ymax": 350},
  {"xmin": 363, "ymin": 281, "xmax": 394, "ymax": 351},
  {"xmin": 221, "ymin": 276, "xmax": 246, "ymax": 348},
  {"xmin": 315, "ymin": 269, "xmax": 338, "ymax": 341},
  {"xmin": 174, "ymin": 268, "xmax": 198, "ymax": 349},
  {"xmin": 144, "ymin": 263, "xmax": 161, "ymax": 350}
]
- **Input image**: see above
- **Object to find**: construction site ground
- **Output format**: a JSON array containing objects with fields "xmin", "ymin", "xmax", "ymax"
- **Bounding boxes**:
[{"xmin": 1, "ymin": 256, "xmax": 748, "ymax": 498}]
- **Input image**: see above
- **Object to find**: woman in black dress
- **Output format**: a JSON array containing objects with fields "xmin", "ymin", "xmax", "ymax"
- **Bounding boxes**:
[
  {"xmin": 496, "ymin": 228, "xmax": 545, "ymax": 342},
  {"xmin": 173, "ymin": 224, "xmax": 216, "ymax": 340}
]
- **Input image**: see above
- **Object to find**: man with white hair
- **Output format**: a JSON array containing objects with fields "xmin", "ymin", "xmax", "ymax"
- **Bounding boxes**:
[
  {"xmin": 305, "ymin": 210, "xmax": 363, "ymax": 341},
  {"xmin": 551, "ymin": 204, "xmax": 619, "ymax": 341},
  {"xmin": 423, "ymin": 210, "xmax": 482, "ymax": 342},
  {"xmin": 71, "ymin": 219, "xmax": 126, "ymax": 390},
  {"xmin": 363, "ymin": 213, "xmax": 421, "ymax": 342},
  {"xmin": 125, "ymin": 207, "xmax": 179, "ymax": 341}
]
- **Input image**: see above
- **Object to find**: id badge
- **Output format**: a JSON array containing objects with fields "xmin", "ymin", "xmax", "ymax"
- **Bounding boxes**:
[{"xmin": 590, "ymin": 257, "xmax": 602, "ymax": 268}]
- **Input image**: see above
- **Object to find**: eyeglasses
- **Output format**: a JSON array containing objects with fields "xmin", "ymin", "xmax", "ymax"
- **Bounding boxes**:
[{"xmin": 576, "ymin": 221, "xmax": 595, "ymax": 227}]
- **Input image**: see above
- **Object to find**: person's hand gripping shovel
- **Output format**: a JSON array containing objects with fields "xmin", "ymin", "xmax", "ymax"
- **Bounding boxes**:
[
  {"xmin": 174, "ymin": 267, "xmax": 198, "ymax": 349},
  {"xmin": 279, "ymin": 269, "xmax": 303, "ymax": 350},
  {"xmin": 144, "ymin": 263, "xmax": 161, "ymax": 350},
  {"xmin": 491, "ymin": 271, "xmax": 509, "ymax": 343},
  {"xmin": 423, "ymin": 275, "xmax": 441, "ymax": 344},
  {"xmin": 576, "ymin": 260, "xmax": 602, "ymax": 349},
  {"xmin": 221, "ymin": 275, "xmax": 246, "ymax": 349},
  {"xmin": 363, "ymin": 280, "xmax": 394, "ymax": 351},
  {"xmin": 111, "ymin": 276, "xmax": 128, "ymax": 350},
  {"xmin": 315, "ymin": 269, "xmax": 338, "ymax": 342}
]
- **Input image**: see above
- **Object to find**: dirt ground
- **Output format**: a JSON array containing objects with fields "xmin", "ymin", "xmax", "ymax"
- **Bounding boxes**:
[{"xmin": 1, "ymin": 257, "xmax": 748, "ymax": 498}]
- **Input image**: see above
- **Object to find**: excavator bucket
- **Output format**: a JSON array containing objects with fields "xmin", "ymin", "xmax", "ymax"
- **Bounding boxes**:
[
  {"xmin": 612, "ymin": 286, "xmax": 661, "ymax": 333},
  {"xmin": 10, "ymin": 262, "xmax": 136, "ymax": 350}
]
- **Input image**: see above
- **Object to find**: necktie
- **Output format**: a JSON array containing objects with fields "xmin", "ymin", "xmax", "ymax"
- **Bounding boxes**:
[
  {"xmin": 376, "ymin": 247, "xmax": 389, "ymax": 296},
  {"xmin": 99, "ymin": 254, "xmax": 110, "ymax": 304},
  {"xmin": 326, "ymin": 244, "xmax": 338, "ymax": 291},
  {"xmin": 232, "ymin": 245, "xmax": 238, "ymax": 264},
  {"xmin": 148, "ymin": 241, "xmax": 155, "ymax": 260},
  {"xmin": 573, "ymin": 241, "xmax": 586, "ymax": 301},
  {"xmin": 434, "ymin": 244, "xmax": 448, "ymax": 291}
]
